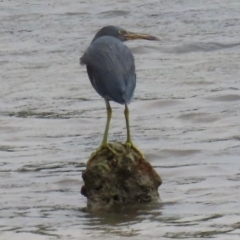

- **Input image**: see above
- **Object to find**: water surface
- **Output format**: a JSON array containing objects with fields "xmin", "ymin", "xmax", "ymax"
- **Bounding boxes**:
[{"xmin": 1, "ymin": 0, "xmax": 240, "ymax": 239}]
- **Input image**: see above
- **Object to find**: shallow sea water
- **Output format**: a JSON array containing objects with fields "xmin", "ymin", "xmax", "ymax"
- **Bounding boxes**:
[{"xmin": 1, "ymin": 0, "xmax": 240, "ymax": 239}]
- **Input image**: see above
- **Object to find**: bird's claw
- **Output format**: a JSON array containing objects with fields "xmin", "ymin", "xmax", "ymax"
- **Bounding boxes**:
[
  {"xmin": 87, "ymin": 143, "xmax": 119, "ymax": 165},
  {"xmin": 103, "ymin": 144, "xmax": 119, "ymax": 156},
  {"xmin": 124, "ymin": 141, "xmax": 144, "ymax": 158}
]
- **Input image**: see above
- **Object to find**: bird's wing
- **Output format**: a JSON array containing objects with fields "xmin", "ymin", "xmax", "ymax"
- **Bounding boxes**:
[{"xmin": 81, "ymin": 37, "xmax": 136, "ymax": 104}]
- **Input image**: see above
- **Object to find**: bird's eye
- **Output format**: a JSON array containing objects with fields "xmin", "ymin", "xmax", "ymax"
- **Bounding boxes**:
[{"xmin": 118, "ymin": 30, "xmax": 124, "ymax": 35}]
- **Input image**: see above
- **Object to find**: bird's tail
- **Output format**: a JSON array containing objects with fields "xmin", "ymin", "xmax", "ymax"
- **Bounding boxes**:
[{"xmin": 79, "ymin": 57, "xmax": 85, "ymax": 65}]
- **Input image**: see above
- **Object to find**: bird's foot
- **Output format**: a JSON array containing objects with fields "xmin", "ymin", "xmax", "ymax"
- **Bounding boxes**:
[
  {"xmin": 124, "ymin": 141, "xmax": 144, "ymax": 158},
  {"xmin": 87, "ymin": 143, "xmax": 119, "ymax": 165}
]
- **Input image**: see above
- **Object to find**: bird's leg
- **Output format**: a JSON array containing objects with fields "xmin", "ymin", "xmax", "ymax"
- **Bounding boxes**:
[
  {"xmin": 98, "ymin": 100, "xmax": 119, "ymax": 154},
  {"xmin": 101, "ymin": 100, "xmax": 112, "ymax": 147},
  {"xmin": 88, "ymin": 100, "xmax": 118, "ymax": 163},
  {"xmin": 124, "ymin": 104, "xmax": 144, "ymax": 157}
]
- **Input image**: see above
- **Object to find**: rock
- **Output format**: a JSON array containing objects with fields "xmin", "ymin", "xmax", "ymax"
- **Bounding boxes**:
[{"xmin": 81, "ymin": 142, "xmax": 162, "ymax": 211}]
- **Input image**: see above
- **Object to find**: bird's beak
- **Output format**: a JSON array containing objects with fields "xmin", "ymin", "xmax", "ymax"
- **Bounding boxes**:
[{"xmin": 123, "ymin": 31, "xmax": 160, "ymax": 41}]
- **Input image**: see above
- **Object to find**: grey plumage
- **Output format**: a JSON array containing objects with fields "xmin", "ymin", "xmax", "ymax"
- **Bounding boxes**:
[{"xmin": 81, "ymin": 33, "xmax": 136, "ymax": 104}]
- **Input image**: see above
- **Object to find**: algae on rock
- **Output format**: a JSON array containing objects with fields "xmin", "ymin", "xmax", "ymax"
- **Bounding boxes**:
[{"xmin": 81, "ymin": 142, "xmax": 162, "ymax": 211}]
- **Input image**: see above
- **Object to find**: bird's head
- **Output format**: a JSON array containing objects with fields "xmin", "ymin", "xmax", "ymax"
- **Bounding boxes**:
[{"xmin": 91, "ymin": 25, "xmax": 159, "ymax": 43}]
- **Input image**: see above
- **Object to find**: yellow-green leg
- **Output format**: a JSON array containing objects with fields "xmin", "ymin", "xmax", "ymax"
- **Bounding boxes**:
[
  {"xmin": 124, "ymin": 104, "xmax": 144, "ymax": 157},
  {"xmin": 100, "ymin": 100, "xmax": 112, "ymax": 148},
  {"xmin": 88, "ymin": 100, "xmax": 118, "ymax": 163}
]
